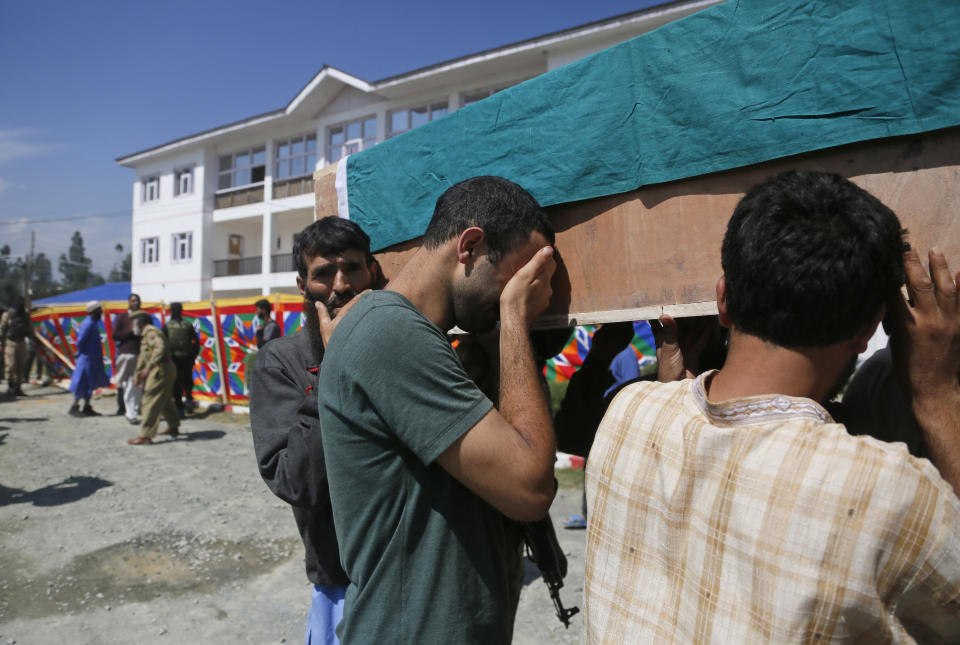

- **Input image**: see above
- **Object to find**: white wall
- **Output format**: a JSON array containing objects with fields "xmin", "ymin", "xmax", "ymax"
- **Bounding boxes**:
[{"xmin": 130, "ymin": 148, "xmax": 207, "ymax": 302}]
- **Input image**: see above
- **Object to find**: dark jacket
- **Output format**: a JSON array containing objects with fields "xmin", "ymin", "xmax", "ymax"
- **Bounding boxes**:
[
  {"xmin": 249, "ymin": 330, "xmax": 348, "ymax": 587},
  {"xmin": 255, "ymin": 318, "xmax": 281, "ymax": 349},
  {"xmin": 112, "ymin": 311, "xmax": 141, "ymax": 355}
]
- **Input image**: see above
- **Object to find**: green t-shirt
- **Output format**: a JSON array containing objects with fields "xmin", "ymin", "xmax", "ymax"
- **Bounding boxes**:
[{"xmin": 318, "ymin": 291, "xmax": 523, "ymax": 643}]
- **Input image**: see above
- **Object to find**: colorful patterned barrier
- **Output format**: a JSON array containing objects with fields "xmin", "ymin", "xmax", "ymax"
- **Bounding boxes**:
[
  {"xmin": 543, "ymin": 321, "xmax": 656, "ymax": 383},
  {"xmin": 30, "ymin": 295, "xmax": 305, "ymax": 407},
  {"xmin": 34, "ymin": 295, "xmax": 649, "ymax": 401}
]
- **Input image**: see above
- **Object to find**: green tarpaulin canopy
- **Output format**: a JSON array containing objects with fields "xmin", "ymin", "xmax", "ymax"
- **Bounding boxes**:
[{"xmin": 344, "ymin": 0, "xmax": 960, "ymax": 252}]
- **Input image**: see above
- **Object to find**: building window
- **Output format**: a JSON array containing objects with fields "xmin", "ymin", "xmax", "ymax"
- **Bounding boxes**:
[
  {"xmin": 328, "ymin": 116, "xmax": 376, "ymax": 164},
  {"xmin": 174, "ymin": 167, "xmax": 193, "ymax": 196},
  {"xmin": 172, "ymin": 232, "xmax": 192, "ymax": 262},
  {"xmin": 218, "ymin": 146, "xmax": 266, "ymax": 191},
  {"xmin": 275, "ymin": 134, "xmax": 317, "ymax": 181},
  {"xmin": 389, "ymin": 101, "xmax": 448, "ymax": 138},
  {"xmin": 140, "ymin": 237, "xmax": 159, "ymax": 264},
  {"xmin": 142, "ymin": 176, "xmax": 160, "ymax": 202}
]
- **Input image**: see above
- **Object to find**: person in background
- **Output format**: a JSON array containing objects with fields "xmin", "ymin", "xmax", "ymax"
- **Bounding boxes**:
[
  {"xmin": 250, "ymin": 217, "xmax": 385, "ymax": 645},
  {"xmin": 255, "ymin": 299, "xmax": 281, "ymax": 349},
  {"xmin": 127, "ymin": 310, "xmax": 179, "ymax": 445},
  {"xmin": 67, "ymin": 301, "xmax": 110, "ymax": 417},
  {"xmin": 163, "ymin": 303, "xmax": 200, "ymax": 418},
  {"xmin": 112, "ymin": 293, "xmax": 143, "ymax": 422},
  {"xmin": 0, "ymin": 297, "xmax": 31, "ymax": 397}
]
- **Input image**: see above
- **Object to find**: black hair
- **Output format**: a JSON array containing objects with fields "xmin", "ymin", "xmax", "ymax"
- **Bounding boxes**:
[
  {"xmin": 254, "ymin": 299, "xmax": 270, "ymax": 311},
  {"xmin": 721, "ymin": 170, "xmax": 906, "ymax": 347},
  {"xmin": 293, "ymin": 217, "xmax": 373, "ymax": 279},
  {"xmin": 129, "ymin": 293, "xmax": 140, "ymax": 301},
  {"xmin": 422, "ymin": 176, "xmax": 554, "ymax": 264},
  {"xmin": 170, "ymin": 302, "xmax": 183, "ymax": 314}
]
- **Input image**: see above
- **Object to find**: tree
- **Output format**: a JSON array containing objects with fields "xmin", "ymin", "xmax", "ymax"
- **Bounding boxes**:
[
  {"xmin": 0, "ymin": 245, "xmax": 26, "ymax": 305},
  {"xmin": 31, "ymin": 252, "xmax": 56, "ymax": 298},
  {"xmin": 108, "ymin": 243, "xmax": 132, "ymax": 282},
  {"xmin": 58, "ymin": 231, "xmax": 104, "ymax": 293}
]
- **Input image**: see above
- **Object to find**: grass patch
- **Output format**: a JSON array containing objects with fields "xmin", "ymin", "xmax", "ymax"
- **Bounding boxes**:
[
  {"xmin": 554, "ymin": 467, "xmax": 585, "ymax": 490},
  {"xmin": 547, "ymin": 379, "xmax": 570, "ymax": 415}
]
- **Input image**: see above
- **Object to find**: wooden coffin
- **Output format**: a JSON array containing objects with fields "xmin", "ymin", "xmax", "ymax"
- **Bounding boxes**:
[{"xmin": 316, "ymin": 126, "xmax": 960, "ymax": 328}]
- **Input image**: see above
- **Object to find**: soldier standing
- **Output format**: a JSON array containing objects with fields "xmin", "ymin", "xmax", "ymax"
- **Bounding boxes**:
[
  {"xmin": 162, "ymin": 302, "xmax": 200, "ymax": 417},
  {"xmin": 127, "ymin": 311, "xmax": 180, "ymax": 445},
  {"xmin": 0, "ymin": 297, "xmax": 31, "ymax": 397}
]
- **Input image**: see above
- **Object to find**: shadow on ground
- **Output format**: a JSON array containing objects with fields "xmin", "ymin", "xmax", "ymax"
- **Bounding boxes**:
[
  {"xmin": 0, "ymin": 476, "xmax": 112, "ymax": 508},
  {"xmin": 181, "ymin": 429, "xmax": 226, "ymax": 442}
]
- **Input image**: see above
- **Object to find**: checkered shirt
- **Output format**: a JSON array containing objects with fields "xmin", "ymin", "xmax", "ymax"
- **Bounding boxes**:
[{"xmin": 585, "ymin": 372, "xmax": 960, "ymax": 643}]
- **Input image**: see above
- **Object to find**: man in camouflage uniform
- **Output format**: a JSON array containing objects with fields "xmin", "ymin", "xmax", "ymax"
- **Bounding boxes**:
[
  {"xmin": 127, "ymin": 311, "xmax": 180, "ymax": 445},
  {"xmin": 0, "ymin": 297, "xmax": 31, "ymax": 397},
  {"xmin": 162, "ymin": 302, "xmax": 200, "ymax": 417}
]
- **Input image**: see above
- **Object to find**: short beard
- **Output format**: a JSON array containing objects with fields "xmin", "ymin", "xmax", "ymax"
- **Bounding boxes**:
[{"xmin": 301, "ymin": 296, "xmax": 326, "ymax": 364}]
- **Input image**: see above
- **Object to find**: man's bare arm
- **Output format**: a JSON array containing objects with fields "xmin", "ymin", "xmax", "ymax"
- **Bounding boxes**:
[
  {"xmin": 890, "ymin": 247, "xmax": 960, "ymax": 494},
  {"xmin": 437, "ymin": 247, "xmax": 557, "ymax": 521}
]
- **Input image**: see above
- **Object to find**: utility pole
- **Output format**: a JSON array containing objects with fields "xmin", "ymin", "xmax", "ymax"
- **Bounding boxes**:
[{"xmin": 24, "ymin": 231, "xmax": 35, "ymax": 309}]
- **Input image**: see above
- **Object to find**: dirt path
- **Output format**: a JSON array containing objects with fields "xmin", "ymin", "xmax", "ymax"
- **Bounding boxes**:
[{"xmin": 0, "ymin": 384, "xmax": 585, "ymax": 644}]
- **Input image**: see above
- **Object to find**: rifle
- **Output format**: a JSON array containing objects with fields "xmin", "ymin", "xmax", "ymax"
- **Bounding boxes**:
[{"xmin": 520, "ymin": 513, "xmax": 580, "ymax": 628}]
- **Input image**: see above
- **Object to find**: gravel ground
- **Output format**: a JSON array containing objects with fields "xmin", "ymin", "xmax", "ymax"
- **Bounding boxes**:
[{"xmin": 0, "ymin": 384, "xmax": 586, "ymax": 644}]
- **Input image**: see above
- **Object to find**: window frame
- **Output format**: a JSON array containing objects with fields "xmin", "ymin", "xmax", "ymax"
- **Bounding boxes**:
[
  {"xmin": 171, "ymin": 231, "xmax": 193, "ymax": 263},
  {"xmin": 388, "ymin": 99, "xmax": 449, "ymax": 138},
  {"xmin": 274, "ymin": 133, "xmax": 318, "ymax": 182},
  {"xmin": 327, "ymin": 115, "xmax": 377, "ymax": 165},
  {"xmin": 217, "ymin": 145, "xmax": 267, "ymax": 193},
  {"xmin": 174, "ymin": 167, "xmax": 194, "ymax": 197},
  {"xmin": 142, "ymin": 176, "xmax": 160, "ymax": 203},
  {"xmin": 140, "ymin": 237, "xmax": 160, "ymax": 265}
]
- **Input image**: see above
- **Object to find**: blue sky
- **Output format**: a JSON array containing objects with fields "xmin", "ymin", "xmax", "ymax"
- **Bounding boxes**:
[{"xmin": 0, "ymin": 0, "xmax": 662, "ymax": 276}]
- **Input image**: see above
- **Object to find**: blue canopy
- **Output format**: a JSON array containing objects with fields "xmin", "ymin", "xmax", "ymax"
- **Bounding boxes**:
[{"xmin": 34, "ymin": 282, "xmax": 131, "ymax": 306}]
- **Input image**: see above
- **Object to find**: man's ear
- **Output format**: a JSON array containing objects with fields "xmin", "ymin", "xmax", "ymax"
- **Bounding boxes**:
[
  {"xmin": 368, "ymin": 259, "xmax": 388, "ymax": 289},
  {"xmin": 456, "ymin": 227, "xmax": 485, "ymax": 265},
  {"xmin": 716, "ymin": 275, "xmax": 732, "ymax": 328},
  {"xmin": 296, "ymin": 274, "xmax": 306, "ymax": 298}
]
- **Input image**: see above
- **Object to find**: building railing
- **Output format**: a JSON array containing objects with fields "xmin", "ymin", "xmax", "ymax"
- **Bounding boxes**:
[
  {"xmin": 271, "ymin": 253, "xmax": 295, "ymax": 273},
  {"xmin": 272, "ymin": 176, "xmax": 314, "ymax": 200},
  {"xmin": 213, "ymin": 256, "xmax": 262, "ymax": 277},
  {"xmin": 214, "ymin": 184, "xmax": 265, "ymax": 209}
]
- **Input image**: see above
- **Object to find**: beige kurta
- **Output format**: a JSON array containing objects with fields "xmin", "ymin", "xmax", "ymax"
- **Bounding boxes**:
[
  {"xmin": 135, "ymin": 324, "xmax": 178, "ymax": 439},
  {"xmin": 585, "ymin": 372, "xmax": 960, "ymax": 643}
]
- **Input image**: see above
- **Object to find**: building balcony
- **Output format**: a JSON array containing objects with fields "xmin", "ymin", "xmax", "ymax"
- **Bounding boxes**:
[
  {"xmin": 272, "ymin": 176, "xmax": 314, "ymax": 200},
  {"xmin": 271, "ymin": 253, "xmax": 295, "ymax": 273},
  {"xmin": 214, "ymin": 184, "xmax": 264, "ymax": 210},
  {"xmin": 213, "ymin": 256, "xmax": 262, "ymax": 277}
]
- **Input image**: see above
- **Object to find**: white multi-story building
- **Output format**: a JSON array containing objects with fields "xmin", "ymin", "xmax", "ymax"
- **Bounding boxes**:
[{"xmin": 117, "ymin": 1, "xmax": 718, "ymax": 302}]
